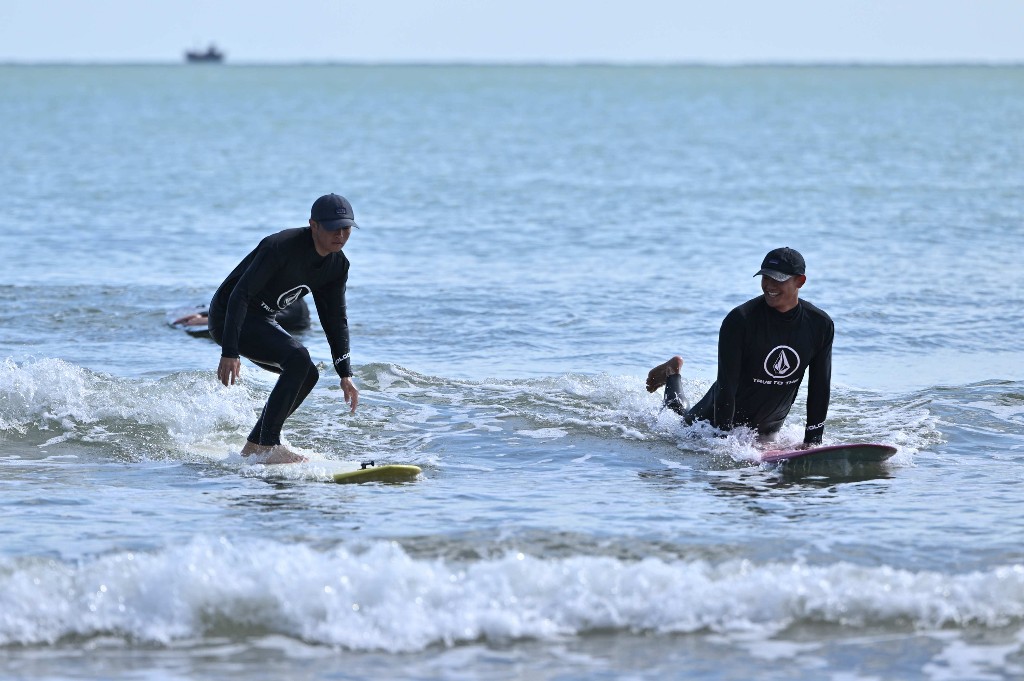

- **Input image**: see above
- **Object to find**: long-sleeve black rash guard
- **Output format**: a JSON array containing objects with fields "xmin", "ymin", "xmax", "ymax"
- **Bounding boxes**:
[
  {"xmin": 705, "ymin": 296, "xmax": 833, "ymax": 444},
  {"xmin": 210, "ymin": 227, "xmax": 353, "ymax": 378}
]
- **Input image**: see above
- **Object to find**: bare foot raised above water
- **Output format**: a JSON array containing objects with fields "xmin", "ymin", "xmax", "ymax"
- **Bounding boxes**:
[{"xmin": 645, "ymin": 356, "xmax": 683, "ymax": 393}]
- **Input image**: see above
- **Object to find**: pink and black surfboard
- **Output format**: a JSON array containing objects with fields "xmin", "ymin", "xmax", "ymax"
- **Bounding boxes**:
[{"xmin": 762, "ymin": 443, "xmax": 897, "ymax": 465}]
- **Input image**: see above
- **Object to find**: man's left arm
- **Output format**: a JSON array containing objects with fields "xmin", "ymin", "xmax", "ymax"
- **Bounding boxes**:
[
  {"xmin": 312, "ymin": 281, "xmax": 359, "ymax": 413},
  {"xmin": 804, "ymin": 318, "xmax": 834, "ymax": 445}
]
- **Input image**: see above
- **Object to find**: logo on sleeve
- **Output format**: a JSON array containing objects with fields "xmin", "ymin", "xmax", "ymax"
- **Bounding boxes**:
[
  {"xmin": 277, "ymin": 285, "xmax": 311, "ymax": 310},
  {"xmin": 763, "ymin": 345, "xmax": 801, "ymax": 379}
]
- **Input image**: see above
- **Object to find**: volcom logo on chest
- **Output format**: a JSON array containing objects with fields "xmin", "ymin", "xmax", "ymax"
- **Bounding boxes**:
[
  {"xmin": 277, "ymin": 285, "xmax": 311, "ymax": 309},
  {"xmin": 763, "ymin": 345, "xmax": 801, "ymax": 379}
]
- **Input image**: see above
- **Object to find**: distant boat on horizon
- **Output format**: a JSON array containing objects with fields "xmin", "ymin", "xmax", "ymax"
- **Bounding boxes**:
[{"xmin": 184, "ymin": 45, "xmax": 225, "ymax": 63}]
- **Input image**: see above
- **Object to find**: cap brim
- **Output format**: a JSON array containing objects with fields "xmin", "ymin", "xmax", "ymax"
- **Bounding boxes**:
[
  {"xmin": 317, "ymin": 218, "xmax": 357, "ymax": 231},
  {"xmin": 754, "ymin": 269, "xmax": 793, "ymax": 282}
]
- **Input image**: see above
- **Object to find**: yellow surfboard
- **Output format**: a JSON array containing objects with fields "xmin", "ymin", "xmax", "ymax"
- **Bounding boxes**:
[{"xmin": 331, "ymin": 461, "xmax": 422, "ymax": 484}]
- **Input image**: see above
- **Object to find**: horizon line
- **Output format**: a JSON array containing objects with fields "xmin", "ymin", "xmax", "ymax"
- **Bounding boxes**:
[{"xmin": 2, "ymin": 58, "xmax": 1023, "ymax": 68}]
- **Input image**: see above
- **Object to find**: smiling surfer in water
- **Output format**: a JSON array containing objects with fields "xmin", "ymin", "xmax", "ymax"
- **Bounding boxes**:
[
  {"xmin": 646, "ymin": 247, "xmax": 833, "ymax": 446},
  {"xmin": 208, "ymin": 193, "xmax": 360, "ymax": 464}
]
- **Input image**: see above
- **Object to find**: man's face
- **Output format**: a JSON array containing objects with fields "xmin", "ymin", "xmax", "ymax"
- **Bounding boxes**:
[
  {"xmin": 310, "ymin": 219, "xmax": 352, "ymax": 254},
  {"xmin": 761, "ymin": 274, "xmax": 805, "ymax": 312}
]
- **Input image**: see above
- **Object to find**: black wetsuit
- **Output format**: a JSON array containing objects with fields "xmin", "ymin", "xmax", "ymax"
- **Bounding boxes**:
[
  {"xmin": 665, "ymin": 296, "xmax": 833, "ymax": 444},
  {"xmin": 208, "ymin": 227, "xmax": 352, "ymax": 447},
  {"xmin": 188, "ymin": 298, "xmax": 309, "ymax": 337},
  {"xmin": 269, "ymin": 297, "xmax": 311, "ymax": 332}
]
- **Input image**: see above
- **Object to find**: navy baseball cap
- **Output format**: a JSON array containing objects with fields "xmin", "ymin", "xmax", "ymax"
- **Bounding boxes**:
[
  {"xmin": 754, "ymin": 247, "xmax": 806, "ymax": 281},
  {"xmin": 311, "ymin": 193, "xmax": 358, "ymax": 231}
]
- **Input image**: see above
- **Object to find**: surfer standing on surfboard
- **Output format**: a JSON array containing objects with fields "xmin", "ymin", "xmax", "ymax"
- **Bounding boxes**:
[
  {"xmin": 646, "ymin": 247, "xmax": 833, "ymax": 446},
  {"xmin": 207, "ymin": 193, "xmax": 360, "ymax": 464}
]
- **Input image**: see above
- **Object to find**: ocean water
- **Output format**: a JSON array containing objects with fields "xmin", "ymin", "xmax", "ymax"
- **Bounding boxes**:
[{"xmin": 1, "ymin": 64, "xmax": 1023, "ymax": 680}]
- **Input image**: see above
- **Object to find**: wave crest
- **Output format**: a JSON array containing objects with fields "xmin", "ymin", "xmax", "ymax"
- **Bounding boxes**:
[{"xmin": 2, "ymin": 537, "xmax": 1021, "ymax": 651}]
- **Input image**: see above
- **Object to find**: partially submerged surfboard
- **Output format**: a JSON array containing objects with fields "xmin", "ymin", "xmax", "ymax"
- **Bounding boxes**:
[
  {"xmin": 332, "ymin": 461, "xmax": 422, "ymax": 484},
  {"xmin": 762, "ymin": 443, "xmax": 897, "ymax": 465}
]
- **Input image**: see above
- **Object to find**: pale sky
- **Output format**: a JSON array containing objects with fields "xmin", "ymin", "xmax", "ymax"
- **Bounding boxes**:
[{"xmin": 1, "ymin": 0, "xmax": 1022, "ymax": 64}]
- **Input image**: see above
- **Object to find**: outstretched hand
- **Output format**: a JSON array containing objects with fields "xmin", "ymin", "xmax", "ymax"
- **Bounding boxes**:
[
  {"xmin": 217, "ymin": 357, "xmax": 241, "ymax": 386},
  {"xmin": 340, "ymin": 376, "xmax": 359, "ymax": 413}
]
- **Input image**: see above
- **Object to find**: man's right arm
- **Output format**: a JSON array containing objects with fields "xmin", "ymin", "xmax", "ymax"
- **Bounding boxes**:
[
  {"xmin": 219, "ymin": 245, "xmax": 279, "ymax": 359},
  {"xmin": 713, "ymin": 311, "xmax": 744, "ymax": 430}
]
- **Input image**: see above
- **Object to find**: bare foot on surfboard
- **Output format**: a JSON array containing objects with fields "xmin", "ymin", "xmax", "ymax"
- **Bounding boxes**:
[
  {"xmin": 241, "ymin": 441, "xmax": 307, "ymax": 464},
  {"xmin": 240, "ymin": 440, "xmax": 265, "ymax": 456},
  {"xmin": 261, "ymin": 446, "xmax": 307, "ymax": 464},
  {"xmin": 646, "ymin": 356, "xmax": 683, "ymax": 393}
]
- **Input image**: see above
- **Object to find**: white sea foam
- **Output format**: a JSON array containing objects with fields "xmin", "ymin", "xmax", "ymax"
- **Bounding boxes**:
[
  {"xmin": 0, "ymin": 356, "xmax": 258, "ymax": 446},
  {"xmin": 499, "ymin": 371, "xmax": 938, "ymax": 465},
  {"xmin": 1, "ymin": 357, "xmax": 941, "ymax": 473},
  {"xmin": 515, "ymin": 428, "xmax": 568, "ymax": 439},
  {"xmin": 1, "ymin": 536, "xmax": 1021, "ymax": 651}
]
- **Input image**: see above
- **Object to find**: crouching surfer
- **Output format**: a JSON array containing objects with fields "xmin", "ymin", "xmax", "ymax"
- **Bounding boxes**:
[{"xmin": 208, "ymin": 193, "xmax": 361, "ymax": 464}]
